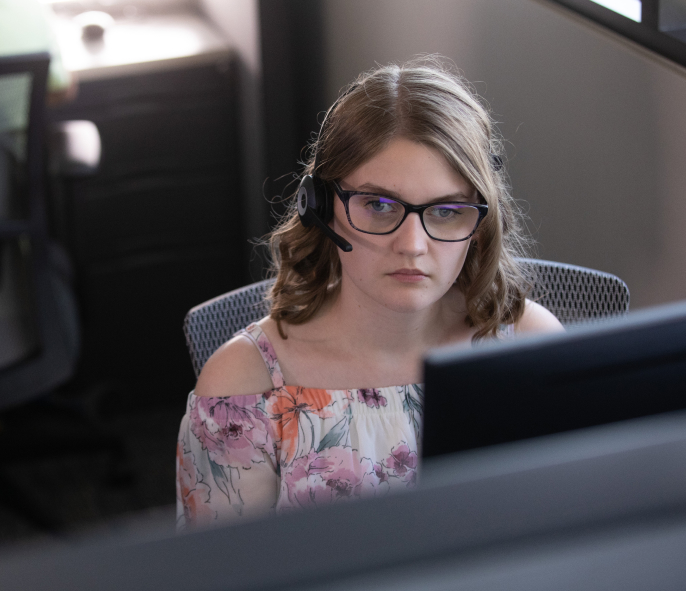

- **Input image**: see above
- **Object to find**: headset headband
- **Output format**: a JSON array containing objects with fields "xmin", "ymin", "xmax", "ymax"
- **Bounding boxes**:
[
  {"xmin": 312, "ymin": 82, "xmax": 359, "ymax": 175},
  {"xmin": 313, "ymin": 83, "xmax": 503, "ymax": 175}
]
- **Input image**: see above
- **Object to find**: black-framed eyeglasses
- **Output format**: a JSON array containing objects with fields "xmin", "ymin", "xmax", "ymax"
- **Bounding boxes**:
[{"xmin": 332, "ymin": 181, "xmax": 488, "ymax": 243}]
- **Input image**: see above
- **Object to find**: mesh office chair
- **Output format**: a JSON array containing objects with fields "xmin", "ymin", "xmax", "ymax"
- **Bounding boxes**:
[{"xmin": 184, "ymin": 258, "xmax": 630, "ymax": 377}]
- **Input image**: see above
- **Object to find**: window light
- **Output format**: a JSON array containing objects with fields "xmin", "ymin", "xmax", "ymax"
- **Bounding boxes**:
[{"xmin": 590, "ymin": 0, "xmax": 642, "ymax": 21}]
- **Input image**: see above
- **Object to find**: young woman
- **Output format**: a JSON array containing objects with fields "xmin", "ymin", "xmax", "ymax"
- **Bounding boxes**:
[{"xmin": 176, "ymin": 58, "xmax": 563, "ymax": 530}]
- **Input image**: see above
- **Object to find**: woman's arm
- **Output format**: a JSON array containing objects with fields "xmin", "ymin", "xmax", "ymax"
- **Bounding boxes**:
[
  {"xmin": 195, "ymin": 335, "xmax": 275, "ymax": 398},
  {"xmin": 176, "ymin": 335, "xmax": 280, "ymax": 531},
  {"xmin": 176, "ymin": 392, "xmax": 280, "ymax": 530}
]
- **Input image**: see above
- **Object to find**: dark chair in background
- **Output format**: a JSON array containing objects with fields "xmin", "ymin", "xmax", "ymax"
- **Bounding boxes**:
[
  {"xmin": 0, "ymin": 53, "xmax": 79, "ymax": 402},
  {"xmin": 0, "ymin": 52, "xmax": 125, "ymax": 533},
  {"xmin": 183, "ymin": 259, "xmax": 630, "ymax": 377}
]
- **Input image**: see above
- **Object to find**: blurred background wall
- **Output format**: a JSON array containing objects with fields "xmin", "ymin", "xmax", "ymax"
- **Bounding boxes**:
[{"xmin": 198, "ymin": 0, "xmax": 269, "ymax": 248}]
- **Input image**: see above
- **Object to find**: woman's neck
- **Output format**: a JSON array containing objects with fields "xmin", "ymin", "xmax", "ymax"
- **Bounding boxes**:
[
  {"xmin": 316, "ymin": 278, "xmax": 471, "ymax": 356},
  {"xmin": 262, "ymin": 278, "xmax": 474, "ymax": 389}
]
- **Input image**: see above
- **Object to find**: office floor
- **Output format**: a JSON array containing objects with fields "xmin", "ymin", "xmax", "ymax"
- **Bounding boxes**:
[{"xmin": 0, "ymin": 390, "xmax": 182, "ymax": 549}]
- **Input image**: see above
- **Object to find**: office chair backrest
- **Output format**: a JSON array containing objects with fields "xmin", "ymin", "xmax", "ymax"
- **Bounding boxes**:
[
  {"xmin": 184, "ymin": 279, "xmax": 273, "ymax": 377},
  {"xmin": 518, "ymin": 258, "xmax": 630, "ymax": 326},
  {"xmin": 184, "ymin": 259, "xmax": 630, "ymax": 377},
  {"xmin": 0, "ymin": 53, "xmax": 79, "ymax": 409}
]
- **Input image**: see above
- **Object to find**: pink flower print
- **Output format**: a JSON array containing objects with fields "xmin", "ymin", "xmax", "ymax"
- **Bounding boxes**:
[
  {"xmin": 253, "ymin": 326, "xmax": 283, "ymax": 388},
  {"xmin": 373, "ymin": 462, "xmax": 389, "ymax": 484},
  {"xmin": 282, "ymin": 451, "xmax": 337, "ymax": 508},
  {"xmin": 256, "ymin": 333, "xmax": 277, "ymax": 367},
  {"xmin": 326, "ymin": 478, "xmax": 354, "ymax": 498},
  {"xmin": 176, "ymin": 439, "xmax": 215, "ymax": 526},
  {"xmin": 224, "ymin": 423, "xmax": 243, "ymax": 439},
  {"xmin": 281, "ymin": 448, "xmax": 386, "ymax": 510},
  {"xmin": 190, "ymin": 395, "xmax": 273, "ymax": 470},
  {"xmin": 355, "ymin": 457, "xmax": 390, "ymax": 497},
  {"xmin": 357, "ymin": 388, "xmax": 387, "ymax": 409},
  {"xmin": 385, "ymin": 444, "xmax": 418, "ymax": 478},
  {"xmin": 308, "ymin": 448, "xmax": 360, "ymax": 501}
]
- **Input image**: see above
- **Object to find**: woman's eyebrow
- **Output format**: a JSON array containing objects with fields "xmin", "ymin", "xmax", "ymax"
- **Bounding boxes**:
[
  {"xmin": 354, "ymin": 182, "xmax": 401, "ymax": 197},
  {"xmin": 355, "ymin": 182, "xmax": 474, "ymax": 203}
]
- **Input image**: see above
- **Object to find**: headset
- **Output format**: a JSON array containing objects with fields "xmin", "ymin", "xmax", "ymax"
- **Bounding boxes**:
[
  {"xmin": 296, "ymin": 89, "xmax": 354, "ymax": 252},
  {"xmin": 296, "ymin": 87, "xmax": 504, "ymax": 253}
]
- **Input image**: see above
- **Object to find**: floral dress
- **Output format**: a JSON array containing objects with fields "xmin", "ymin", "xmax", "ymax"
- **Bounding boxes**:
[{"xmin": 176, "ymin": 323, "xmax": 424, "ymax": 530}]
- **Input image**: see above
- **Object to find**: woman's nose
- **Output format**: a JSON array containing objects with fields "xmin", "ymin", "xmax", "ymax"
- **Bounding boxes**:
[{"xmin": 392, "ymin": 212, "xmax": 429, "ymax": 256}]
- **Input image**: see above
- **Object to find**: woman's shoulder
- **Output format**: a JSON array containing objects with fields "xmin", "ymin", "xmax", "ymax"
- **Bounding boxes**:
[
  {"xmin": 194, "ymin": 321, "xmax": 276, "ymax": 398},
  {"xmin": 515, "ymin": 299, "xmax": 565, "ymax": 334}
]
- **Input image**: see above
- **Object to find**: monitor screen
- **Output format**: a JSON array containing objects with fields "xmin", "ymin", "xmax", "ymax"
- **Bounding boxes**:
[{"xmin": 422, "ymin": 301, "xmax": 686, "ymax": 459}]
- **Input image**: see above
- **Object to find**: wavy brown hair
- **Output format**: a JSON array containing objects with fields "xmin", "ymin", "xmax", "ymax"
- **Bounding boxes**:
[{"xmin": 267, "ymin": 57, "xmax": 532, "ymax": 340}]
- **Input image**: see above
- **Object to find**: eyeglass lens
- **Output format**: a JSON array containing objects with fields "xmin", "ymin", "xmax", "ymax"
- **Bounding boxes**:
[{"xmin": 347, "ymin": 194, "xmax": 480, "ymax": 241}]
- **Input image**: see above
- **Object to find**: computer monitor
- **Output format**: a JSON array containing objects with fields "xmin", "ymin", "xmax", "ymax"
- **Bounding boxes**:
[{"xmin": 422, "ymin": 300, "xmax": 686, "ymax": 459}]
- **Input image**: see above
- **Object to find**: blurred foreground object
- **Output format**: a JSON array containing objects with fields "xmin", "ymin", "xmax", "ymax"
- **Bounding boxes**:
[{"xmin": 2, "ymin": 408, "xmax": 686, "ymax": 590}]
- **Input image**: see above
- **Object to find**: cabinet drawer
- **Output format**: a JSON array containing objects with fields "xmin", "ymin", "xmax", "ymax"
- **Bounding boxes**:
[{"xmin": 69, "ymin": 172, "xmax": 243, "ymax": 263}]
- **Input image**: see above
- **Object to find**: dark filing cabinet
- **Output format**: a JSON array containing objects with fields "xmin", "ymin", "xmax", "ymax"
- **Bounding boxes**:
[{"xmin": 48, "ymin": 57, "xmax": 248, "ymax": 404}]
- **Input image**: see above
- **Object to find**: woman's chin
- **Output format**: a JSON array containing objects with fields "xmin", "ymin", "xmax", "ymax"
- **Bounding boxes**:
[{"xmin": 378, "ymin": 292, "xmax": 443, "ymax": 314}]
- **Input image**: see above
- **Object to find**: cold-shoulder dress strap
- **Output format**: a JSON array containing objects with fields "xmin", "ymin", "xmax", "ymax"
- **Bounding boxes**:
[{"xmin": 238, "ymin": 323, "xmax": 285, "ymax": 389}]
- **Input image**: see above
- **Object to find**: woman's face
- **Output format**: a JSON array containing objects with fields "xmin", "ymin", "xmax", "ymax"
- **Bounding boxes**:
[{"xmin": 332, "ymin": 136, "xmax": 479, "ymax": 314}]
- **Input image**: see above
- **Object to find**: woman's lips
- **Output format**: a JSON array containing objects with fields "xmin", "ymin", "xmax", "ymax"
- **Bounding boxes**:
[{"xmin": 388, "ymin": 268, "xmax": 428, "ymax": 283}]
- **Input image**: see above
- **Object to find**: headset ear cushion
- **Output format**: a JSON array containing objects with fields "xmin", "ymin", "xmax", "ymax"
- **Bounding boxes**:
[
  {"xmin": 298, "ymin": 174, "xmax": 334, "ymax": 226},
  {"xmin": 297, "ymin": 175, "xmax": 317, "ymax": 227},
  {"xmin": 314, "ymin": 177, "xmax": 334, "ymax": 223}
]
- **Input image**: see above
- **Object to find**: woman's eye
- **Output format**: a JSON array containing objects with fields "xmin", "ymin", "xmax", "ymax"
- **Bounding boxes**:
[
  {"xmin": 430, "ymin": 206, "xmax": 461, "ymax": 219},
  {"xmin": 364, "ymin": 198, "xmax": 395, "ymax": 213}
]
